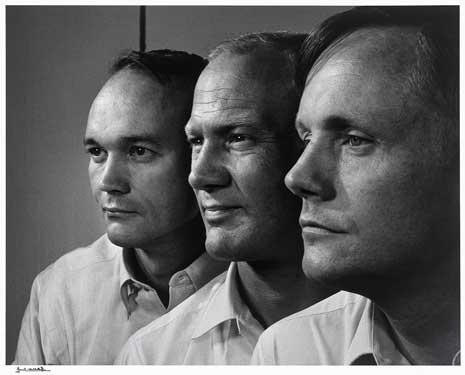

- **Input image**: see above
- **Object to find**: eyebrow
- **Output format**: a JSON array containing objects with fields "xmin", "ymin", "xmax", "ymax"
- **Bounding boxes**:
[
  {"xmin": 83, "ymin": 134, "xmax": 162, "ymax": 147},
  {"xmin": 324, "ymin": 116, "xmax": 355, "ymax": 131},
  {"xmin": 83, "ymin": 137, "xmax": 99, "ymax": 147},
  {"xmin": 186, "ymin": 119, "xmax": 269, "ymax": 135},
  {"xmin": 295, "ymin": 115, "xmax": 356, "ymax": 133}
]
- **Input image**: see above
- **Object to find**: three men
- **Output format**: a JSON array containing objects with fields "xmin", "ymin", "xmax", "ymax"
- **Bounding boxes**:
[
  {"xmin": 115, "ymin": 32, "xmax": 334, "ymax": 365},
  {"xmin": 14, "ymin": 50, "xmax": 227, "ymax": 364},
  {"xmin": 252, "ymin": 6, "xmax": 460, "ymax": 365},
  {"xmin": 14, "ymin": 6, "xmax": 460, "ymax": 366}
]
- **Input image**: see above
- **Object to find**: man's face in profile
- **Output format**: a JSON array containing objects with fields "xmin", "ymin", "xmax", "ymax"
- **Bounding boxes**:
[
  {"xmin": 286, "ymin": 28, "xmax": 459, "ymax": 288},
  {"xmin": 85, "ymin": 69, "xmax": 198, "ymax": 249},
  {"xmin": 186, "ymin": 53, "xmax": 302, "ymax": 262}
]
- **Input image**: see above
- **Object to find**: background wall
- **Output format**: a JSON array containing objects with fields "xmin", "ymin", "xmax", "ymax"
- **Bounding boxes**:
[{"xmin": 6, "ymin": 5, "xmax": 349, "ymax": 363}]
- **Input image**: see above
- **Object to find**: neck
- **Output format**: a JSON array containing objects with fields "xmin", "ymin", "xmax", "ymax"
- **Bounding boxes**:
[
  {"xmin": 236, "ymin": 250, "xmax": 336, "ymax": 328},
  {"xmin": 135, "ymin": 214, "xmax": 205, "ymax": 307},
  {"xmin": 370, "ymin": 253, "xmax": 460, "ymax": 365}
]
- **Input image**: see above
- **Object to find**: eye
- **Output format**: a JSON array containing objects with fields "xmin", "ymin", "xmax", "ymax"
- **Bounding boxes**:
[
  {"xmin": 341, "ymin": 133, "xmax": 375, "ymax": 156},
  {"xmin": 228, "ymin": 134, "xmax": 255, "ymax": 150},
  {"xmin": 88, "ymin": 147, "xmax": 102, "ymax": 156},
  {"xmin": 187, "ymin": 136, "xmax": 203, "ymax": 148},
  {"xmin": 128, "ymin": 146, "xmax": 156, "ymax": 161},
  {"xmin": 86, "ymin": 147, "xmax": 106, "ymax": 163},
  {"xmin": 229, "ymin": 134, "xmax": 249, "ymax": 143},
  {"xmin": 129, "ymin": 146, "xmax": 147, "ymax": 156},
  {"xmin": 344, "ymin": 135, "xmax": 371, "ymax": 147}
]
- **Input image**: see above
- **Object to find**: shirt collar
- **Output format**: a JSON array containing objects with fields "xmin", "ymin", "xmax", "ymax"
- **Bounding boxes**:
[
  {"xmin": 346, "ymin": 299, "xmax": 410, "ymax": 365},
  {"xmin": 345, "ymin": 297, "xmax": 374, "ymax": 364},
  {"xmin": 371, "ymin": 305, "xmax": 410, "ymax": 365},
  {"xmin": 119, "ymin": 247, "xmax": 229, "ymax": 317},
  {"xmin": 169, "ymin": 251, "xmax": 229, "ymax": 291},
  {"xmin": 119, "ymin": 247, "xmax": 154, "ymax": 316},
  {"xmin": 191, "ymin": 262, "xmax": 246, "ymax": 339},
  {"xmin": 119, "ymin": 247, "xmax": 152, "ymax": 290}
]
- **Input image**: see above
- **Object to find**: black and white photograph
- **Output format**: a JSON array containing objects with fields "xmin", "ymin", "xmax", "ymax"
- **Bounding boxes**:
[{"xmin": 4, "ymin": 3, "xmax": 461, "ymax": 367}]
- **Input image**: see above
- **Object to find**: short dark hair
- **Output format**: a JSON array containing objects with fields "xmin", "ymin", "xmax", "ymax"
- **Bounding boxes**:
[
  {"xmin": 110, "ymin": 49, "xmax": 207, "ymax": 88},
  {"xmin": 298, "ymin": 6, "xmax": 459, "ymax": 120},
  {"xmin": 208, "ymin": 31, "xmax": 306, "ymax": 65}
]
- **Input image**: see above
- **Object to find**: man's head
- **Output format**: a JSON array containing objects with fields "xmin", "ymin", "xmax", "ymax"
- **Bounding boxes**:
[
  {"xmin": 186, "ymin": 32, "xmax": 306, "ymax": 263},
  {"xmin": 285, "ymin": 7, "xmax": 459, "ymax": 292},
  {"xmin": 85, "ymin": 50, "xmax": 207, "ymax": 249}
]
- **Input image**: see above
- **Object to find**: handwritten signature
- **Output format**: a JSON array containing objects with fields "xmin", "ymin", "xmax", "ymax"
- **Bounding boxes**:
[{"xmin": 15, "ymin": 367, "xmax": 50, "ymax": 373}]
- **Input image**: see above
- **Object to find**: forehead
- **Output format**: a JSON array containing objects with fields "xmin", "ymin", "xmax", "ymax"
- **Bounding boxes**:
[
  {"xmin": 188, "ymin": 53, "xmax": 287, "ymax": 131},
  {"xmin": 297, "ymin": 27, "xmax": 422, "ymax": 129},
  {"xmin": 86, "ymin": 69, "xmax": 186, "ymax": 140}
]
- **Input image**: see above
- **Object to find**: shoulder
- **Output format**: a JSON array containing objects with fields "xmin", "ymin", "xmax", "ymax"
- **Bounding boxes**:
[
  {"xmin": 33, "ymin": 235, "xmax": 120, "ymax": 295},
  {"xmin": 283, "ymin": 290, "xmax": 367, "ymax": 322},
  {"xmin": 265, "ymin": 291, "xmax": 368, "ymax": 335},
  {"xmin": 121, "ymin": 271, "xmax": 228, "ymax": 364},
  {"xmin": 254, "ymin": 291, "xmax": 369, "ymax": 365}
]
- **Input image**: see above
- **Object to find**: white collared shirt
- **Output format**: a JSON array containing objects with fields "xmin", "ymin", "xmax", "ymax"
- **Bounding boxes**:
[
  {"xmin": 115, "ymin": 262, "xmax": 264, "ymax": 365},
  {"xmin": 251, "ymin": 291, "xmax": 412, "ymax": 365},
  {"xmin": 13, "ymin": 235, "xmax": 227, "ymax": 365}
]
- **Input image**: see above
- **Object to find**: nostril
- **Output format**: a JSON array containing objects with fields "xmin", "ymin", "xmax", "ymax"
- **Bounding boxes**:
[{"xmin": 99, "ymin": 173, "xmax": 130, "ymax": 195}]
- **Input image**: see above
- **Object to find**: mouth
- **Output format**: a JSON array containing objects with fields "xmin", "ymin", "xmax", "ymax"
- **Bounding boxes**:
[
  {"xmin": 103, "ymin": 207, "xmax": 137, "ymax": 218},
  {"xmin": 299, "ymin": 219, "xmax": 346, "ymax": 235},
  {"xmin": 202, "ymin": 205, "xmax": 241, "ymax": 222}
]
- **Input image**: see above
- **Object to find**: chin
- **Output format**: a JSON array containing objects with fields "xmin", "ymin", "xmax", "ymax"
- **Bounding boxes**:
[
  {"xmin": 302, "ymin": 252, "xmax": 385, "ymax": 297},
  {"xmin": 302, "ymin": 247, "xmax": 353, "ymax": 289},
  {"xmin": 205, "ymin": 229, "xmax": 255, "ymax": 262},
  {"xmin": 106, "ymin": 229, "xmax": 142, "ymax": 249}
]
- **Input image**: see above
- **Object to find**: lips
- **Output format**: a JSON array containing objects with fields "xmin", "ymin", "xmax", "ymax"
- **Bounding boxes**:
[
  {"xmin": 201, "ymin": 203, "xmax": 241, "ymax": 223},
  {"xmin": 103, "ymin": 207, "xmax": 137, "ymax": 213},
  {"xmin": 203, "ymin": 205, "xmax": 240, "ymax": 214},
  {"xmin": 203, "ymin": 204, "xmax": 239, "ymax": 211},
  {"xmin": 102, "ymin": 206, "xmax": 138, "ymax": 219},
  {"xmin": 299, "ymin": 218, "xmax": 346, "ymax": 234}
]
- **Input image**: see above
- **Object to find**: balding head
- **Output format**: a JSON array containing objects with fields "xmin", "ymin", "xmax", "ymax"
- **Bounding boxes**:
[{"xmin": 185, "ymin": 32, "xmax": 307, "ymax": 262}]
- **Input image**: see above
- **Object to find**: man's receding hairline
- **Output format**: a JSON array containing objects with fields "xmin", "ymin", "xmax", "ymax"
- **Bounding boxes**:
[
  {"xmin": 305, "ymin": 25, "xmax": 420, "ymax": 88},
  {"xmin": 91, "ymin": 68, "xmax": 193, "ymax": 120},
  {"xmin": 204, "ymin": 49, "xmax": 297, "ymax": 94},
  {"xmin": 110, "ymin": 67, "xmax": 195, "ymax": 100}
]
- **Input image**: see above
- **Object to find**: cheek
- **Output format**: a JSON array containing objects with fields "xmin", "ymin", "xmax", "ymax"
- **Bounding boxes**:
[
  {"xmin": 341, "ymin": 154, "xmax": 432, "ymax": 237},
  {"xmin": 234, "ymin": 154, "xmax": 294, "ymax": 214},
  {"xmin": 136, "ymin": 159, "xmax": 195, "ymax": 212},
  {"xmin": 88, "ymin": 164, "xmax": 100, "ymax": 199}
]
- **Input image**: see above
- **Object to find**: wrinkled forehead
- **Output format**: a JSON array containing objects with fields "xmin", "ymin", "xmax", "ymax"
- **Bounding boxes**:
[
  {"xmin": 190, "ymin": 52, "xmax": 296, "ymax": 130},
  {"xmin": 196, "ymin": 54, "xmax": 270, "ymax": 99},
  {"xmin": 194, "ymin": 63, "xmax": 257, "ymax": 108}
]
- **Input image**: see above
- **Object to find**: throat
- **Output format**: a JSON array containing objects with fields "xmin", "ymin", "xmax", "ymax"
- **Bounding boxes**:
[
  {"xmin": 236, "ymin": 261, "xmax": 335, "ymax": 328},
  {"xmin": 130, "ymin": 214, "xmax": 206, "ymax": 308},
  {"xmin": 134, "ymin": 251, "xmax": 171, "ymax": 307}
]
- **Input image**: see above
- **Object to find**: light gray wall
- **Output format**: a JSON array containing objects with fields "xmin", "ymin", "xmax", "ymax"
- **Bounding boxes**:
[{"xmin": 6, "ymin": 5, "xmax": 350, "ymax": 363}]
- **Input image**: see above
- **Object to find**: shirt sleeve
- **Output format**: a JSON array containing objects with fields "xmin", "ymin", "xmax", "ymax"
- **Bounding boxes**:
[
  {"xmin": 114, "ymin": 337, "xmax": 144, "ymax": 365},
  {"xmin": 13, "ymin": 276, "xmax": 46, "ymax": 365}
]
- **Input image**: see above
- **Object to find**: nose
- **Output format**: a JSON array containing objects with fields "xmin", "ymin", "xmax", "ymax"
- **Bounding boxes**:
[
  {"xmin": 189, "ymin": 142, "xmax": 230, "ymax": 192},
  {"xmin": 98, "ymin": 155, "xmax": 130, "ymax": 195},
  {"xmin": 285, "ymin": 141, "xmax": 336, "ymax": 201}
]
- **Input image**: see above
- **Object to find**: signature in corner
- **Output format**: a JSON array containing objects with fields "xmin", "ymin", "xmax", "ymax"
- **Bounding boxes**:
[{"xmin": 15, "ymin": 366, "xmax": 51, "ymax": 373}]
